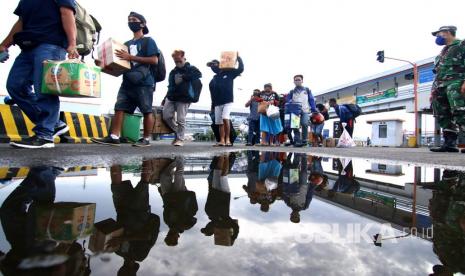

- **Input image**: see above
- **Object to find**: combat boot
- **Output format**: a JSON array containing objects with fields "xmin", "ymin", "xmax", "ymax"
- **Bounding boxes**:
[{"xmin": 430, "ymin": 131, "xmax": 459, "ymax": 153}]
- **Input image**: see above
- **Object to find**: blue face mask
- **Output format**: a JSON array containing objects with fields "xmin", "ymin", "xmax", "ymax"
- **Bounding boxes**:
[
  {"xmin": 435, "ymin": 36, "xmax": 446, "ymax": 46},
  {"xmin": 128, "ymin": 22, "xmax": 143, "ymax": 33}
]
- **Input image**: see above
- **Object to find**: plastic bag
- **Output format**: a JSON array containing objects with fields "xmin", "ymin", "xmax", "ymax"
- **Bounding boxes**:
[
  {"xmin": 266, "ymin": 105, "xmax": 280, "ymax": 119},
  {"xmin": 337, "ymin": 123, "xmax": 356, "ymax": 148}
]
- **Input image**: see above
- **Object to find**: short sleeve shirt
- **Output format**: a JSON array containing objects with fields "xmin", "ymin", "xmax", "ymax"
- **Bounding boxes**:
[
  {"xmin": 122, "ymin": 37, "xmax": 160, "ymax": 87},
  {"xmin": 14, "ymin": 0, "xmax": 76, "ymax": 48}
]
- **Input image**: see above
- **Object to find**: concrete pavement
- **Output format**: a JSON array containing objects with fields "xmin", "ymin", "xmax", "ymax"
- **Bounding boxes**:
[{"xmin": 1, "ymin": 142, "xmax": 465, "ymax": 169}]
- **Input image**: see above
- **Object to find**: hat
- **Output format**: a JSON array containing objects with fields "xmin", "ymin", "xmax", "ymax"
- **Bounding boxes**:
[
  {"xmin": 432, "ymin": 26, "xmax": 457, "ymax": 36},
  {"xmin": 129, "ymin": 12, "xmax": 149, "ymax": 34},
  {"xmin": 207, "ymin": 59, "xmax": 219, "ymax": 67},
  {"xmin": 264, "ymin": 83, "xmax": 272, "ymax": 88}
]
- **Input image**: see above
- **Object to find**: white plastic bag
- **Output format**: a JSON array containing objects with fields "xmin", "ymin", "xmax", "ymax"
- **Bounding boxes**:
[
  {"xmin": 337, "ymin": 123, "xmax": 356, "ymax": 148},
  {"xmin": 266, "ymin": 105, "xmax": 280, "ymax": 119}
]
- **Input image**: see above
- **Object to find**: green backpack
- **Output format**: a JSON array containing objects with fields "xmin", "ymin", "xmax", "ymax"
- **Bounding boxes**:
[
  {"xmin": 75, "ymin": 1, "xmax": 102, "ymax": 57},
  {"xmin": 56, "ymin": 1, "xmax": 102, "ymax": 57}
]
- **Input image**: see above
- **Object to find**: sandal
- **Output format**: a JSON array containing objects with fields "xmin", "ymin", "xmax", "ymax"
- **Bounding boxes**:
[
  {"xmin": 213, "ymin": 143, "xmax": 225, "ymax": 147},
  {"xmin": 225, "ymin": 143, "xmax": 233, "ymax": 147}
]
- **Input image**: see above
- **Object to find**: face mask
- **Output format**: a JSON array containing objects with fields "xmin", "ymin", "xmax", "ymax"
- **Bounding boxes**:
[
  {"xmin": 435, "ymin": 36, "xmax": 446, "ymax": 46},
  {"xmin": 128, "ymin": 22, "xmax": 143, "ymax": 33},
  {"xmin": 294, "ymin": 80, "xmax": 303, "ymax": 87}
]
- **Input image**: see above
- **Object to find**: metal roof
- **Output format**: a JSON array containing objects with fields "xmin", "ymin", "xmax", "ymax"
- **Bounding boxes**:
[{"xmin": 315, "ymin": 57, "xmax": 435, "ymax": 96}]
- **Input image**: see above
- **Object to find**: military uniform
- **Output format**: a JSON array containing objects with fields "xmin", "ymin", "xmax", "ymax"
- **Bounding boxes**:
[
  {"xmin": 431, "ymin": 26, "xmax": 465, "ymax": 152},
  {"xmin": 429, "ymin": 170, "xmax": 465, "ymax": 274}
]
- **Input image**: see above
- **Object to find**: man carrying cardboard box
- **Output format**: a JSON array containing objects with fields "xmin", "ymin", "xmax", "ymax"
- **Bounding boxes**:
[
  {"xmin": 92, "ymin": 12, "xmax": 160, "ymax": 147},
  {"xmin": 1, "ymin": 0, "xmax": 79, "ymax": 149},
  {"xmin": 207, "ymin": 54, "xmax": 244, "ymax": 147}
]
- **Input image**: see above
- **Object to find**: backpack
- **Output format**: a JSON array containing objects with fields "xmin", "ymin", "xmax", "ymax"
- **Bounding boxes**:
[
  {"xmin": 141, "ymin": 38, "xmax": 166, "ymax": 82},
  {"xmin": 69, "ymin": 1, "xmax": 102, "ymax": 57},
  {"xmin": 188, "ymin": 78, "xmax": 203, "ymax": 103},
  {"xmin": 344, "ymin": 104, "xmax": 362, "ymax": 118}
]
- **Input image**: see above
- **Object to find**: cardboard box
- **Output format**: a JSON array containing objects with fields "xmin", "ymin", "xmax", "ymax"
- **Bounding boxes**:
[
  {"xmin": 88, "ymin": 218, "xmax": 124, "ymax": 253},
  {"xmin": 214, "ymin": 220, "xmax": 238, "ymax": 246},
  {"xmin": 97, "ymin": 38, "xmax": 131, "ymax": 76},
  {"xmin": 219, "ymin": 51, "xmax": 238, "ymax": 70},
  {"xmin": 324, "ymin": 138, "xmax": 339, "ymax": 148},
  {"xmin": 148, "ymin": 158, "xmax": 174, "ymax": 184},
  {"xmin": 152, "ymin": 108, "xmax": 174, "ymax": 134},
  {"xmin": 36, "ymin": 202, "xmax": 96, "ymax": 242},
  {"xmin": 42, "ymin": 60, "xmax": 101, "ymax": 98}
]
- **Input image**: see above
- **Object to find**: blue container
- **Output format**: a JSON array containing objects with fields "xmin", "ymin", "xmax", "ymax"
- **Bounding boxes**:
[{"xmin": 284, "ymin": 102, "xmax": 302, "ymax": 115}]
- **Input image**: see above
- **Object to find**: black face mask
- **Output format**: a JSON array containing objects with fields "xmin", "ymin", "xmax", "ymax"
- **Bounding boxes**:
[{"xmin": 128, "ymin": 22, "xmax": 143, "ymax": 33}]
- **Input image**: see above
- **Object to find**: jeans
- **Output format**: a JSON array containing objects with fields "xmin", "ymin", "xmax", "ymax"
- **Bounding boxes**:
[
  {"xmin": 293, "ymin": 112, "xmax": 309, "ymax": 144},
  {"xmin": 247, "ymin": 119, "xmax": 260, "ymax": 145},
  {"xmin": 163, "ymin": 99, "xmax": 190, "ymax": 140},
  {"xmin": 6, "ymin": 44, "xmax": 67, "ymax": 140}
]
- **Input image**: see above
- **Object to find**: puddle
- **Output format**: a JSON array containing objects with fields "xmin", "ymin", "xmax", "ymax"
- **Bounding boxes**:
[{"xmin": 0, "ymin": 151, "xmax": 463, "ymax": 275}]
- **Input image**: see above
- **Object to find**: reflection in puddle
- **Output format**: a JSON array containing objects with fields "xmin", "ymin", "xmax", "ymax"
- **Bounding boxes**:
[{"xmin": 0, "ymin": 151, "xmax": 463, "ymax": 275}]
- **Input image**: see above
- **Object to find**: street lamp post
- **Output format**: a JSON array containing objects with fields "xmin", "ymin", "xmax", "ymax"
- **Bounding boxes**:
[{"xmin": 377, "ymin": 51, "xmax": 420, "ymax": 147}]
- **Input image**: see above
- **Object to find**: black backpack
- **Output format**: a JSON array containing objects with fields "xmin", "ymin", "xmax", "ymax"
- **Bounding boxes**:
[
  {"xmin": 345, "ymin": 104, "xmax": 362, "ymax": 118},
  {"xmin": 141, "ymin": 37, "xmax": 166, "ymax": 82}
]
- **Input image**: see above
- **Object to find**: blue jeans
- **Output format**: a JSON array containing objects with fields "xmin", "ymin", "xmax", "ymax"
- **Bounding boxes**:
[
  {"xmin": 247, "ymin": 119, "xmax": 260, "ymax": 144},
  {"xmin": 6, "ymin": 44, "xmax": 67, "ymax": 140},
  {"xmin": 293, "ymin": 112, "xmax": 309, "ymax": 144}
]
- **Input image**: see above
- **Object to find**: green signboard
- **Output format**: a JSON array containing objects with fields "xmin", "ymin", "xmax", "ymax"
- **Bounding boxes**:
[
  {"xmin": 355, "ymin": 190, "xmax": 396, "ymax": 207},
  {"xmin": 356, "ymin": 88, "xmax": 397, "ymax": 104}
]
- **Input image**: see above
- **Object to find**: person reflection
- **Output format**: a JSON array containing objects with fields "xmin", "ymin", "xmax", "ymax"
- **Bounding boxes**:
[
  {"xmin": 158, "ymin": 157, "xmax": 198, "ymax": 247},
  {"xmin": 0, "ymin": 166, "xmax": 90, "ymax": 276},
  {"xmin": 202, "ymin": 153, "xmax": 239, "ymax": 246},
  {"xmin": 308, "ymin": 155, "xmax": 329, "ymax": 192},
  {"xmin": 282, "ymin": 153, "xmax": 314, "ymax": 223},
  {"xmin": 244, "ymin": 151, "xmax": 260, "ymax": 205},
  {"xmin": 110, "ymin": 160, "xmax": 160, "ymax": 276},
  {"xmin": 244, "ymin": 152, "xmax": 281, "ymax": 212},
  {"xmin": 428, "ymin": 170, "xmax": 465, "ymax": 276},
  {"xmin": 328, "ymin": 158, "xmax": 360, "ymax": 198}
]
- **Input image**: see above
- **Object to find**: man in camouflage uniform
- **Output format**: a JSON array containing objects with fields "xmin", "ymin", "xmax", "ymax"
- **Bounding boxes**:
[
  {"xmin": 428, "ymin": 170, "xmax": 465, "ymax": 275},
  {"xmin": 430, "ymin": 26, "xmax": 465, "ymax": 153}
]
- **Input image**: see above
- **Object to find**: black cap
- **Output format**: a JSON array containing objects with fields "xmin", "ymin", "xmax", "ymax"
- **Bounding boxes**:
[
  {"xmin": 432, "ymin": 26, "xmax": 457, "ymax": 36},
  {"xmin": 129, "ymin": 12, "xmax": 149, "ymax": 34},
  {"xmin": 206, "ymin": 59, "xmax": 219, "ymax": 67}
]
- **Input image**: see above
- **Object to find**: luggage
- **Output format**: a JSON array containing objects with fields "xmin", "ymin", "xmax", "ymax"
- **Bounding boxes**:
[{"xmin": 284, "ymin": 102, "xmax": 302, "ymax": 115}]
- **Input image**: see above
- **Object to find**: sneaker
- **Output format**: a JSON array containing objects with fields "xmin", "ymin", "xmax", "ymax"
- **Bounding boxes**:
[
  {"xmin": 173, "ymin": 140, "xmax": 184, "ymax": 147},
  {"xmin": 91, "ymin": 135, "xmax": 121, "ymax": 146},
  {"xmin": 53, "ymin": 123, "xmax": 69, "ymax": 138},
  {"xmin": 10, "ymin": 136, "xmax": 54, "ymax": 149},
  {"xmin": 133, "ymin": 138, "xmax": 151, "ymax": 147},
  {"xmin": 461, "ymin": 148, "xmax": 465, "ymax": 153}
]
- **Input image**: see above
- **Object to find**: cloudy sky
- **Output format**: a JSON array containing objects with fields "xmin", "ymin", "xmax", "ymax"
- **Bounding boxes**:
[{"xmin": 1, "ymin": 0, "xmax": 465, "ymax": 112}]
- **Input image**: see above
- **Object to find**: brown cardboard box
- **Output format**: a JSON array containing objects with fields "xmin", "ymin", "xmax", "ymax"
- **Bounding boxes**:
[
  {"xmin": 325, "ymin": 138, "xmax": 339, "ymax": 148},
  {"xmin": 152, "ymin": 109, "xmax": 174, "ymax": 134},
  {"xmin": 219, "ymin": 51, "xmax": 238, "ymax": 70},
  {"xmin": 97, "ymin": 38, "xmax": 131, "ymax": 76},
  {"xmin": 214, "ymin": 220, "xmax": 239, "ymax": 246},
  {"xmin": 89, "ymin": 218, "xmax": 124, "ymax": 253},
  {"xmin": 148, "ymin": 158, "xmax": 174, "ymax": 184},
  {"xmin": 36, "ymin": 202, "xmax": 96, "ymax": 242}
]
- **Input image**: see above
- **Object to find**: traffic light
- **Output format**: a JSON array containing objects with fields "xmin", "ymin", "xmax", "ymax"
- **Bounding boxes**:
[{"xmin": 377, "ymin": 50, "xmax": 385, "ymax": 63}]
